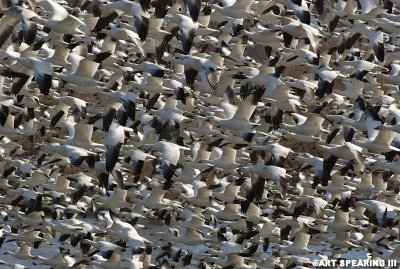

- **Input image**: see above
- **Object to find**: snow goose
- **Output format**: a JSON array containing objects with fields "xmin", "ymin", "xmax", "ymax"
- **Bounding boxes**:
[
  {"xmin": 165, "ymin": 227, "xmax": 210, "ymax": 246},
  {"xmin": 94, "ymin": 187, "xmax": 130, "ymax": 213},
  {"xmin": 80, "ymin": 238, "xmax": 126, "ymax": 258},
  {"xmin": 101, "ymin": 24, "xmax": 145, "ymax": 56},
  {"xmin": 353, "ymin": 129, "xmax": 398, "ymax": 154},
  {"xmin": 328, "ymin": 231, "xmax": 359, "ymax": 249},
  {"xmin": 94, "ymin": 0, "xmax": 150, "ymax": 41},
  {"xmin": 244, "ymin": 202, "xmax": 266, "ymax": 224},
  {"xmin": 33, "ymin": 0, "xmax": 89, "ymax": 36},
  {"xmin": 91, "ymin": 249, "xmax": 124, "ymax": 269},
  {"xmin": 291, "ymin": 194, "xmax": 328, "ymax": 219},
  {"xmin": 108, "ymin": 218, "xmax": 152, "ymax": 247},
  {"xmin": 269, "ymin": 17, "xmax": 322, "ymax": 52},
  {"xmin": 98, "ymin": 89, "xmax": 140, "ymax": 124},
  {"xmin": 54, "ymin": 51, "xmax": 111, "ymax": 87},
  {"xmin": 39, "ymin": 143, "xmax": 96, "ymax": 167},
  {"xmin": 355, "ymin": 200, "xmax": 399, "ymax": 227},
  {"xmin": 379, "ymin": 103, "xmax": 400, "ymax": 133},
  {"xmin": 315, "ymin": 65, "xmax": 346, "ymax": 98},
  {"xmin": 149, "ymin": 103, "xmax": 191, "ymax": 124},
  {"xmin": 316, "ymin": 170, "xmax": 355, "ymax": 195},
  {"xmin": 6, "ymin": 230, "xmax": 46, "ymax": 246},
  {"xmin": 334, "ymin": 76, "xmax": 364, "ymax": 100},
  {"xmin": 249, "ymin": 142, "xmax": 293, "ymax": 164},
  {"xmin": 105, "ymin": 121, "xmax": 127, "ymax": 173},
  {"xmin": 369, "ymin": 157, "xmax": 400, "ymax": 174},
  {"xmin": 15, "ymin": 211, "xmax": 45, "ymax": 228},
  {"xmin": 317, "ymin": 142, "xmax": 364, "ymax": 172},
  {"xmin": 282, "ymin": 131, "xmax": 321, "ymax": 143},
  {"xmin": 212, "ymin": 177, "xmax": 246, "ymax": 203},
  {"xmin": 211, "ymin": 0, "xmax": 256, "ymax": 19},
  {"xmin": 142, "ymin": 140, "xmax": 190, "ymax": 181},
  {"xmin": 180, "ymin": 185, "xmax": 213, "ymax": 207},
  {"xmin": 209, "ymin": 85, "xmax": 265, "ymax": 132},
  {"xmin": 281, "ymin": 47, "xmax": 320, "ymax": 67},
  {"xmin": 49, "ymin": 101, "xmax": 70, "ymax": 129},
  {"xmin": 3, "ymin": 243, "xmax": 36, "ymax": 260},
  {"xmin": 46, "ymin": 41, "xmax": 81, "ymax": 70},
  {"xmin": 170, "ymin": 54, "xmax": 221, "ymax": 92},
  {"xmin": 34, "ymin": 250, "xmax": 76, "ymax": 269},
  {"xmin": 317, "ymin": 209, "xmax": 358, "ymax": 231},
  {"xmin": 56, "ymin": 116, "xmax": 103, "ymax": 150},
  {"xmin": 181, "ymin": 142, "xmax": 212, "ymax": 170},
  {"xmin": 7, "ymin": 56, "xmax": 52, "ymax": 95},
  {"xmin": 0, "ymin": 109, "xmax": 20, "ymax": 135},
  {"xmin": 53, "ymin": 95, "xmax": 87, "ymax": 116},
  {"xmin": 277, "ymin": 231, "xmax": 313, "ymax": 255},
  {"xmin": 242, "ymin": 26, "xmax": 283, "ymax": 58},
  {"xmin": 134, "ymin": 181, "xmax": 172, "ymax": 210},
  {"xmin": 125, "ymin": 62, "xmax": 170, "ymax": 78},
  {"xmin": 257, "ymin": 252, "xmax": 282, "ymax": 269},
  {"xmin": 44, "ymin": 176, "xmax": 75, "ymax": 195},
  {"xmin": 0, "ymin": 0, "xmax": 398, "ymax": 265},
  {"xmin": 345, "ymin": 24, "xmax": 384, "ymax": 62},
  {"xmin": 240, "ymin": 163, "xmax": 289, "ymax": 198},
  {"xmin": 0, "ymin": 5, "xmax": 38, "ymax": 47},
  {"xmin": 45, "ymin": 218, "xmax": 87, "ymax": 242},
  {"xmin": 162, "ymin": 14, "xmax": 198, "ymax": 55},
  {"xmin": 124, "ymin": 148, "xmax": 156, "ymax": 181},
  {"xmin": 181, "ymin": 214, "xmax": 213, "ymax": 231},
  {"xmin": 281, "ymin": 113, "xmax": 328, "ymax": 137},
  {"xmin": 0, "ymin": 179, "xmax": 12, "ymax": 190},
  {"xmin": 201, "ymin": 146, "xmax": 239, "ymax": 171},
  {"xmin": 205, "ymin": 202, "xmax": 245, "ymax": 221},
  {"xmin": 286, "ymin": 0, "xmax": 312, "ymax": 25}
]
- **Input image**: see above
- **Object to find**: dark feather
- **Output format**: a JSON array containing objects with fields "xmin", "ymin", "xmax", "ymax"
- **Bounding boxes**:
[
  {"xmin": 321, "ymin": 155, "xmax": 338, "ymax": 186},
  {"xmin": 146, "ymin": 93, "xmax": 160, "ymax": 111},
  {"xmin": 106, "ymin": 143, "xmax": 123, "ymax": 172},
  {"xmin": 162, "ymin": 163, "xmax": 176, "ymax": 188},
  {"xmin": 50, "ymin": 110, "xmax": 65, "ymax": 129},
  {"xmin": 135, "ymin": 16, "xmax": 149, "ymax": 41},
  {"xmin": 103, "ymin": 108, "xmax": 117, "ymax": 132},
  {"xmin": 329, "ymin": 15, "xmax": 340, "ymax": 32},
  {"xmin": 346, "ymin": 33, "xmax": 361, "ymax": 50},
  {"xmin": 325, "ymin": 128, "xmax": 340, "ymax": 145},
  {"xmin": 185, "ymin": 68, "xmax": 198, "ymax": 88},
  {"xmin": 93, "ymin": 11, "xmax": 120, "ymax": 33}
]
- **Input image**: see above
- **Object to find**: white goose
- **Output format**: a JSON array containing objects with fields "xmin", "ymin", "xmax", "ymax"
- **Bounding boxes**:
[
  {"xmin": 201, "ymin": 146, "xmax": 239, "ymax": 171},
  {"xmin": 211, "ymin": 0, "xmax": 256, "ymax": 19},
  {"xmin": 317, "ymin": 210, "xmax": 358, "ymax": 231},
  {"xmin": 95, "ymin": 0, "xmax": 150, "ymax": 41},
  {"xmin": 164, "ymin": 227, "xmax": 210, "ymax": 246},
  {"xmin": 353, "ymin": 129, "xmax": 399, "ymax": 154},
  {"xmin": 34, "ymin": 0, "xmax": 89, "ymax": 35},
  {"xmin": 142, "ymin": 140, "xmax": 190, "ymax": 180},
  {"xmin": 8, "ymin": 56, "xmax": 53, "ymax": 95},
  {"xmin": 94, "ymin": 187, "xmax": 130, "ymax": 212},
  {"xmin": 209, "ymin": 86, "xmax": 265, "ymax": 132},
  {"xmin": 328, "ymin": 231, "xmax": 359, "ymax": 249},
  {"xmin": 277, "ymin": 232, "xmax": 313, "ymax": 255},
  {"xmin": 105, "ymin": 121, "xmax": 126, "ymax": 172},
  {"xmin": 57, "ymin": 117, "xmax": 103, "ymax": 150},
  {"xmin": 108, "ymin": 218, "xmax": 152, "ymax": 247},
  {"xmin": 0, "ymin": 6, "xmax": 38, "ymax": 47},
  {"xmin": 134, "ymin": 186, "xmax": 170, "ymax": 210},
  {"xmin": 54, "ymin": 51, "xmax": 111, "ymax": 87}
]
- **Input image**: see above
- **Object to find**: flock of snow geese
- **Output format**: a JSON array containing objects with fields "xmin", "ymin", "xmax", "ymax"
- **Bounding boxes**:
[{"xmin": 0, "ymin": 0, "xmax": 399, "ymax": 268}]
